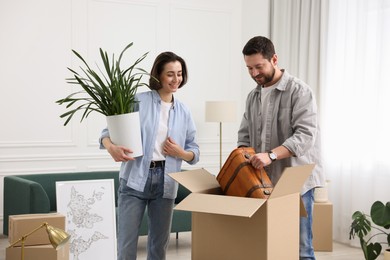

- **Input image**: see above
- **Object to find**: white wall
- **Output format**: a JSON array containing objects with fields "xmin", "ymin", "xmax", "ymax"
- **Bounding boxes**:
[
  {"xmin": 241, "ymin": 0, "xmax": 271, "ymax": 107},
  {"xmin": 0, "ymin": 0, "xmax": 270, "ymax": 233}
]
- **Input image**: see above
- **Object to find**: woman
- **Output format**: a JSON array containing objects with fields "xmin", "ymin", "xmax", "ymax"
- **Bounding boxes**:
[{"xmin": 100, "ymin": 52, "xmax": 200, "ymax": 260}]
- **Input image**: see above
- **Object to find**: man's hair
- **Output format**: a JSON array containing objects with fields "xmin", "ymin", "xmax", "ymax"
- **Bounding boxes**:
[
  {"xmin": 149, "ymin": 51, "xmax": 188, "ymax": 90},
  {"xmin": 242, "ymin": 36, "xmax": 275, "ymax": 60}
]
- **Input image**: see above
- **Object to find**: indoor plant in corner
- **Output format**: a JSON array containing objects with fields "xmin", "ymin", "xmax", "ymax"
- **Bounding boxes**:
[
  {"xmin": 349, "ymin": 200, "xmax": 390, "ymax": 260},
  {"xmin": 56, "ymin": 42, "xmax": 149, "ymax": 157}
]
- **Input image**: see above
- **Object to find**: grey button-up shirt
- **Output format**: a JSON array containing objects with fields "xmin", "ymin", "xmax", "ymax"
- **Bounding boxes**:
[{"xmin": 238, "ymin": 70, "xmax": 325, "ymax": 194}]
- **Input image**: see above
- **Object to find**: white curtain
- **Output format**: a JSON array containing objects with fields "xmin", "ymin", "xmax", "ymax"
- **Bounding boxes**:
[
  {"xmin": 322, "ymin": 0, "xmax": 390, "ymax": 245},
  {"xmin": 270, "ymin": 0, "xmax": 390, "ymax": 246},
  {"xmin": 270, "ymin": 0, "xmax": 329, "ymax": 101}
]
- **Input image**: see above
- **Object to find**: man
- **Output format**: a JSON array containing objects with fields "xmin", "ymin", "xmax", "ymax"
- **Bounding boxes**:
[{"xmin": 238, "ymin": 36, "xmax": 325, "ymax": 260}]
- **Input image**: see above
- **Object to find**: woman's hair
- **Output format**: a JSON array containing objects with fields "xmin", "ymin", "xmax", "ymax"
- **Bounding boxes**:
[
  {"xmin": 149, "ymin": 51, "xmax": 188, "ymax": 90},
  {"xmin": 242, "ymin": 36, "xmax": 275, "ymax": 61}
]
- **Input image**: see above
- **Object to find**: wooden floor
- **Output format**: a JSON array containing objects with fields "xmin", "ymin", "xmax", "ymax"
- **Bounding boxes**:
[{"xmin": 0, "ymin": 232, "xmax": 378, "ymax": 260}]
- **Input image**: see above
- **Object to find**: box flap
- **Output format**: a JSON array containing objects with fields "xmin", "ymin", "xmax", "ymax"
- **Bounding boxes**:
[
  {"xmin": 300, "ymin": 198, "xmax": 308, "ymax": 217},
  {"xmin": 269, "ymin": 164, "xmax": 315, "ymax": 199},
  {"xmin": 175, "ymin": 193, "xmax": 266, "ymax": 217},
  {"xmin": 169, "ymin": 168, "xmax": 222, "ymax": 194}
]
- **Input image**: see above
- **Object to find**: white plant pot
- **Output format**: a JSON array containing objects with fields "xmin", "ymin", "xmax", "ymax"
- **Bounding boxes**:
[
  {"xmin": 106, "ymin": 112, "xmax": 143, "ymax": 157},
  {"xmin": 314, "ymin": 187, "xmax": 328, "ymax": 203},
  {"xmin": 384, "ymin": 249, "xmax": 390, "ymax": 260}
]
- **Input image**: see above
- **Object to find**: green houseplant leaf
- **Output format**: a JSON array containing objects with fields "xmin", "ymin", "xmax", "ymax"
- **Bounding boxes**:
[
  {"xmin": 350, "ymin": 211, "xmax": 371, "ymax": 239},
  {"xmin": 56, "ymin": 42, "xmax": 149, "ymax": 125},
  {"xmin": 350, "ymin": 201, "xmax": 390, "ymax": 260},
  {"xmin": 371, "ymin": 201, "xmax": 390, "ymax": 229},
  {"xmin": 363, "ymin": 240, "xmax": 382, "ymax": 260}
]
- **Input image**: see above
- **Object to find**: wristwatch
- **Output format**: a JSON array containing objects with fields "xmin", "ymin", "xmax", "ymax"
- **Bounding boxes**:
[{"xmin": 268, "ymin": 151, "xmax": 277, "ymax": 162}]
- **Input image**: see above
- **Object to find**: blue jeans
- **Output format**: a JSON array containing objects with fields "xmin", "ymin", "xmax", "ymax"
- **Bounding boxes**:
[
  {"xmin": 117, "ymin": 167, "xmax": 174, "ymax": 260},
  {"xmin": 300, "ymin": 188, "xmax": 315, "ymax": 260}
]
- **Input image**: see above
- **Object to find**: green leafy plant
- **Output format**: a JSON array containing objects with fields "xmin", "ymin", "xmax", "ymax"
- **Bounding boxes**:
[
  {"xmin": 349, "ymin": 201, "xmax": 390, "ymax": 260},
  {"xmin": 56, "ymin": 42, "xmax": 149, "ymax": 125}
]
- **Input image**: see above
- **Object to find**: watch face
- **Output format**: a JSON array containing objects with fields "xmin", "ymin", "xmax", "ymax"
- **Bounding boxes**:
[{"xmin": 269, "ymin": 152, "xmax": 277, "ymax": 161}]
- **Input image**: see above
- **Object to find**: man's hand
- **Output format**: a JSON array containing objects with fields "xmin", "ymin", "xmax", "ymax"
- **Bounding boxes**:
[
  {"xmin": 249, "ymin": 153, "xmax": 271, "ymax": 169},
  {"xmin": 249, "ymin": 146, "xmax": 292, "ymax": 169}
]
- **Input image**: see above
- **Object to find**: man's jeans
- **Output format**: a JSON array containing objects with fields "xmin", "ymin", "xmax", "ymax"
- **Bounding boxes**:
[
  {"xmin": 117, "ymin": 167, "xmax": 174, "ymax": 260},
  {"xmin": 300, "ymin": 188, "xmax": 315, "ymax": 260}
]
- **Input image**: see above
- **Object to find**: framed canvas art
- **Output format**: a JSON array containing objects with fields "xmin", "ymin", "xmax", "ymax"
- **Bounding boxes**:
[{"xmin": 56, "ymin": 179, "xmax": 117, "ymax": 260}]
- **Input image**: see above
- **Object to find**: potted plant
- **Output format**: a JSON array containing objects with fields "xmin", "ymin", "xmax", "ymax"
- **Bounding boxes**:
[
  {"xmin": 56, "ymin": 42, "xmax": 149, "ymax": 157},
  {"xmin": 349, "ymin": 200, "xmax": 390, "ymax": 260}
]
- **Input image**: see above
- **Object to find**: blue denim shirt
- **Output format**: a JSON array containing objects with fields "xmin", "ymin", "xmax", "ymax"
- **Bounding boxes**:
[{"xmin": 100, "ymin": 90, "xmax": 200, "ymax": 199}]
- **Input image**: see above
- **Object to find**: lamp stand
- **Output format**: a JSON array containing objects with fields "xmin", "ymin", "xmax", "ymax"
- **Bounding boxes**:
[
  {"xmin": 205, "ymin": 101, "xmax": 237, "ymax": 170},
  {"xmin": 21, "ymin": 237, "xmax": 26, "ymax": 260},
  {"xmin": 219, "ymin": 121, "xmax": 222, "ymax": 170}
]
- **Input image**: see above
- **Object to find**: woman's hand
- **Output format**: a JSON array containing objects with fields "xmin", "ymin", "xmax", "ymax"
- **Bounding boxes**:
[
  {"xmin": 102, "ymin": 137, "xmax": 135, "ymax": 162},
  {"xmin": 163, "ymin": 137, "xmax": 194, "ymax": 162}
]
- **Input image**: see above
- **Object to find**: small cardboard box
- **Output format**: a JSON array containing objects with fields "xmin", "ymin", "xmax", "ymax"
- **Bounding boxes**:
[
  {"xmin": 8, "ymin": 213, "xmax": 65, "ymax": 246},
  {"xmin": 170, "ymin": 164, "xmax": 314, "ymax": 260},
  {"xmin": 313, "ymin": 201, "xmax": 333, "ymax": 251},
  {"xmin": 6, "ymin": 243, "xmax": 69, "ymax": 260}
]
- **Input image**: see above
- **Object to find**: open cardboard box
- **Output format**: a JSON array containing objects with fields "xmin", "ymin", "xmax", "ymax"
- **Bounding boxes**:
[{"xmin": 170, "ymin": 164, "xmax": 314, "ymax": 260}]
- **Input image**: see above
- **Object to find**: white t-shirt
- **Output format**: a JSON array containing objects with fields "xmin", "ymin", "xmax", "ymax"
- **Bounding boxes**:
[
  {"xmin": 260, "ymin": 84, "xmax": 277, "ymax": 151},
  {"xmin": 152, "ymin": 101, "xmax": 172, "ymax": 160}
]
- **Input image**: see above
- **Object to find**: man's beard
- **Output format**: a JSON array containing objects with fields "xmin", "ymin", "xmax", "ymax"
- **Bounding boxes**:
[{"xmin": 253, "ymin": 67, "xmax": 275, "ymax": 86}]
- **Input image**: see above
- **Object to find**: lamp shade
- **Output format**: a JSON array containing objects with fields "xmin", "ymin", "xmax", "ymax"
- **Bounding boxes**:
[
  {"xmin": 205, "ymin": 101, "xmax": 236, "ymax": 122},
  {"xmin": 46, "ymin": 224, "xmax": 71, "ymax": 249}
]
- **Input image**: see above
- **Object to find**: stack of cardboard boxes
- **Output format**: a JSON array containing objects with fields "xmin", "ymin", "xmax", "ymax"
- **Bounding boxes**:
[
  {"xmin": 313, "ymin": 184, "xmax": 333, "ymax": 251},
  {"xmin": 6, "ymin": 213, "xmax": 69, "ymax": 260}
]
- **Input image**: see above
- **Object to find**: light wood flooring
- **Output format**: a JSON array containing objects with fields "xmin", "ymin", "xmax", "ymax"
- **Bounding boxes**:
[{"xmin": 0, "ymin": 232, "xmax": 379, "ymax": 259}]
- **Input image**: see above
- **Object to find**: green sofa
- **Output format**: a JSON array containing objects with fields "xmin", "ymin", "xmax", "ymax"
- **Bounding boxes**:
[{"xmin": 3, "ymin": 171, "xmax": 192, "ymax": 238}]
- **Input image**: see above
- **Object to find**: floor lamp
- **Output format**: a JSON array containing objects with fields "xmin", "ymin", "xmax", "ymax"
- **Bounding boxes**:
[{"xmin": 205, "ymin": 101, "xmax": 237, "ymax": 170}]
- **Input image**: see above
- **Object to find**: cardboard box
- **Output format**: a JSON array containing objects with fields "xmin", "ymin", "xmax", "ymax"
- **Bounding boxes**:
[
  {"xmin": 6, "ymin": 243, "xmax": 69, "ymax": 260},
  {"xmin": 170, "ymin": 164, "xmax": 314, "ymax": 260},
  {"xmin": 313, "ymin": 201, "xmax": 333, "ymax": 251},
  {"xmin": 8, "ymin": 213, "xmax": 65, "ymax": 246}
]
